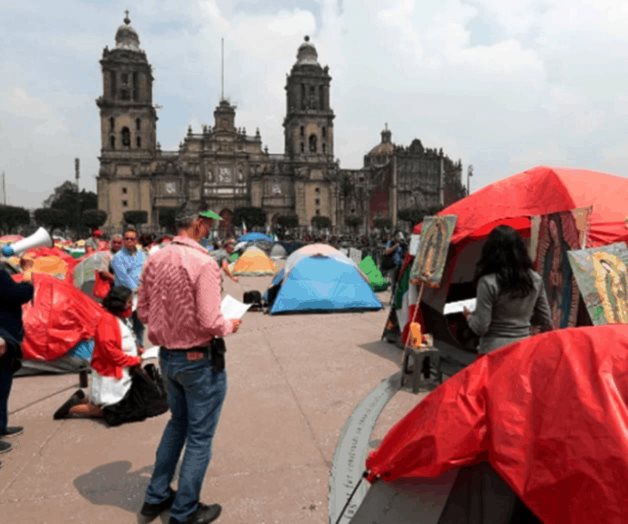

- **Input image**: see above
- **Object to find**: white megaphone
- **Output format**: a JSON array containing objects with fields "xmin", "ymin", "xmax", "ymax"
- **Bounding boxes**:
[{"xmin": 1, "ymin": 227, "xmax": 53, "ymax": 257}]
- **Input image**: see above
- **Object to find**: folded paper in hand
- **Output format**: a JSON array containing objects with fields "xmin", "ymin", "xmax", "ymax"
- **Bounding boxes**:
[
  {"xmin": 443, "ymin": 298, "xmax": 476, "ymax": 315},
  {"xmin": 221, "ymin": 294, "xmax": 251, "ymax": 320}
]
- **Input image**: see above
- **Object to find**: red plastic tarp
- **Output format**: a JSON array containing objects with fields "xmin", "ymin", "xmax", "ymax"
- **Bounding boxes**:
[
  {"xmin": 22, "ymin": 274, "xmax": 104, "ymax": 361},
  {"xmin": 413, "ymin": 166, "xmax": 628, "ymax": 247},
  {"xmin": 366, "ymin": 325, "xmax": 628, "ymax": 524}
]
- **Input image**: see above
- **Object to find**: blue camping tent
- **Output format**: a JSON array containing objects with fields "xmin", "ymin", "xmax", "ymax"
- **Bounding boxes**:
[
  {"xmin": 270, "ymin": 255, "xmax": 382, "ymax": 314},
  {"xmin": 239, "ymin": 232, "xmax": 274, "ymax": 243}
]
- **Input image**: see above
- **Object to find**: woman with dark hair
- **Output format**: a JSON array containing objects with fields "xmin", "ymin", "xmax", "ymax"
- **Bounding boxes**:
[
  {"xmin": 463, "ymin": 225, "xmax": 553, "ymax": 354},
  {"xmin": 53, "ymin": 286, "xmax": 142, "ymax": 420}
]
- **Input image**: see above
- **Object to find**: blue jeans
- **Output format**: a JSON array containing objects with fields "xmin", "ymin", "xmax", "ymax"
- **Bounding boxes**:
[
  {"xmin": 144, "ymin": 348, "xmax": 227, "ymax": 522},
  {"xmin": 0, "ymin": 363, "xmax": 14, "ymax": 434}
]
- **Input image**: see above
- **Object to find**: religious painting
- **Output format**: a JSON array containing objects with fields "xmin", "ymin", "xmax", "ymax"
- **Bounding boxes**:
[
  {"xmin": 534, "ymin": 210, "xmax": 588, "ymax": 329},
  {"xmin": 409, "ymin": 215, "xmax": 457, "ymax": 287},
  {"xmin": 567, "ymin": 242, "xmax": 628, "ymax": 325}
]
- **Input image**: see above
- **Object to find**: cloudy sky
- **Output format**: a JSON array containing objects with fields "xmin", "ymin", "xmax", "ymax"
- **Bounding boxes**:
[{"xmin": 1, "ymin": 0, "xmax": 628, "ymax": 208}]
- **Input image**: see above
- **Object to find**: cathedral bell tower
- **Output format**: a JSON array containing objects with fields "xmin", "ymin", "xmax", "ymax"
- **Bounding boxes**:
[
  {"xmin": 283, "ymin": 36, "xmax": 334, "ymax": 160},
  {"xmin": 97, "ymin": 11, "xmax": 156, "ymax": 155}
]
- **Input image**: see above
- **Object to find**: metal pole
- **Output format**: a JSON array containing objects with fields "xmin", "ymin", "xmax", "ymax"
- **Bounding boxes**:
[
  {"xmin": 221, "ymin": 37, "xmax": 224, "ymax": 100},
  {"xmin": 1, "ymin": 171, "xmax": 6, "ymax": 205},
  {"xmin": 466, "ymin": 164, "xmax": 473, "ymax": 196},
  {"xmin": 391, "ymin": 156, "xmax": 398, "ymax": 228}
]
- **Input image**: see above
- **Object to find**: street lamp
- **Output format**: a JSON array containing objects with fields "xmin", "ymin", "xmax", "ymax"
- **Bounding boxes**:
[{"xmin": 466, "ymin": 164, "xmax": 474, "ymax": 196}]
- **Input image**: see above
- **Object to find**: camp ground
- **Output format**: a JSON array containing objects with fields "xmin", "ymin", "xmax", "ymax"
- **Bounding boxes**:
[
  {"xmin": 267, "ymin": 243, "xmax": 382, "ymax": 314},
  {"xmin": 383, "ymin": 166, "xmax": 628, "ymax": 369},
  {"xmin": 231, "ymin": 245, "xmax": 277, "ymax": 276},
  {"xmin": 347, "ymin": 325, "xmax": 628, "ymax": 524}
]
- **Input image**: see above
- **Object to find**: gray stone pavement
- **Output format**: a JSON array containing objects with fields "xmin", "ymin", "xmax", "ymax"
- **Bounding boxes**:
[{"xmin": 0, "ymin": 275, "xmax": 422, "ymax": 523}]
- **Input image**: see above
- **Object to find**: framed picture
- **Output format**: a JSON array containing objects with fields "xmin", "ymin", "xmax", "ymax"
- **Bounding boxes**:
[
  {"xmin": 567, "ymin": 242, "xmax": 628, "ymax": 325},
  {"xmin": 409, "ymin": 215, "xmax": 457, "ymax": 287}
]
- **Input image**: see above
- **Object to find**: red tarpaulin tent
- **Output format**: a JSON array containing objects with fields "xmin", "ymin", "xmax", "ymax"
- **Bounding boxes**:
[
  {"xmin": 414, "ymin": 166, "xmax": 628, "ymax": 247},
  {"xmin": 366, "ymin": 325, "xmax": 628, "ymax": 524},
  {"xmin": 22, "ymin": 274, "xmax": 104, "ymax": 361}
]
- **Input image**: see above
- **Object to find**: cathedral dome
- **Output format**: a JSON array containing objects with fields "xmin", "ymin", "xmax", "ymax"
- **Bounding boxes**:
[
  {"xmin": 368, "ymin": 125, "xmax": 395, "ymax": 156},
  {"xmin": 115, "ymin": 12, "xmax": 140, "ymax": 51},
  {"xmin": 296, "ymin": 35, "xmax": 320, "ymax": 66}
]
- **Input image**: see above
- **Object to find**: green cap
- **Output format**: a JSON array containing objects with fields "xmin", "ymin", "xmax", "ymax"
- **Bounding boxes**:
[{"xmin": 198, "ymin": 210, "xmax": 222, "ymax": 221}]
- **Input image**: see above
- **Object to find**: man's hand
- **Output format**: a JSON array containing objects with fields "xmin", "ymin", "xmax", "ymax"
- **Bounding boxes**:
[
  {"xmin": 231, "ymin": 275, "xmax": 239, "ymax": 283},
  {"xmin": 0, "ymin": 337, "xmax": 6, "ymax": 358},
  {"xmin": 231, "ymin": 319, "xmax": 241, "ymax": 333},
  {"xmin": 463, "ymin": 306, "xmax": 472, "ymax": 320}
]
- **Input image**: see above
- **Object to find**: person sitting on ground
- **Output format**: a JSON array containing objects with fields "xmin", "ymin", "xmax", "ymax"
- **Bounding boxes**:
[
  {"xmin": 210, "ymin": 238, "xmax": 239, "ymax": 283},
  {"xmin": 463, "ymin": 225, "xmax": 553, "ymax": 354},
  {"xmin": 53, "ymin": 286, "xmax": 142, "ymax": 421}
]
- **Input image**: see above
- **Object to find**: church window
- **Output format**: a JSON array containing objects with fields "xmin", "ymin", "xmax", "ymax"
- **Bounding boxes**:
[
  {"xmin": 135, "ymin": 118, "xmax": 141, "ymax": 131},
  {"xmin": 121, "ymin": 127, "xmax": 131, "ymax": 148},
  {"xmin": 122, "ymin": 200, "xmax": 128, "ymax": 207},
  {"xmin": 322, "ymin": 126, "xmax": 327, "ymax": 138},
  {"xmin": 315, "ymin": 198, "xmax": 320, "ymax": 205},
  {"xmin": 110, "ymin": 135, "xmax": 115, "ymax": 149},
  {"xmin": 300, "ymin": 126, "xmax": 304, "ymax": 137},
  {"xmin": 120, "ymin": 89, "xmax": 130, "ymax": 101},
  {"xmin": 309, "ymin": 134, "xmax": 317, "ymax": 153},
  {"xmin": 136, "ymin": 136, "xmax": 142, "ymax": 148},
  {"xmin": 300, "ymin": 84, "xmax": 306, "ymax": 109},
  {"xmin": 322, "ymin": 143, "xmax": 326, "ymax": 154},
  {"xmin": 122, "ymin": 187, "xmax": 128, "ymax": 194},
  {"xmin": 132, "ymin": 72, "xmax": 138, "ymax": 100},
  {"xmin": 315, "ymin": 209, "xmax": 320, "ymax": 216},
  {"xmin": 110, "ymin": 71, "xmax": 116, "ymax": 97},
  {"xmin": 315, "ymin": 187, "xmax": 320, "ymax": 194},
  {"xmin": 109, "ymin": 117, "xmax": 115, "ymax": 131},
  {"xmin": 121, "ymin": 73, "xmax": 129, "ymax": 85},
  {"xmin": 300, "ymin": 142, "xmax": 305, "ymax": 153},
  {"xmin": 309, "ymin": 85, "xmax": 316, "ymax": 109}
]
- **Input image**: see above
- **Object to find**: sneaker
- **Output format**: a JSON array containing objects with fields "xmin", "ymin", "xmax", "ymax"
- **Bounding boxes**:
[
  {"xmin": 0, "ymin": 440, "xmax": 11, "ymax": 454},
  {"xmin": 0, "ymin": 426, "xmax": 23, "ymax": 438},
  {"xmin": 53, "ymin": 389, "xmax": 86, "ymax": 420},
  {"xmin": 140, "ymin": 489, "xmax": 176, "ymax": 518},
  {"xmin": 169, "ymin": 503, "xmax": 222, "ymax": 524}
]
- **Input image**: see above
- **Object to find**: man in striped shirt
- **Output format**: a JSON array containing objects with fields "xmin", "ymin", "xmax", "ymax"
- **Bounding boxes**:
[{"xmin": 138, "ymin": 204, "xmax": 240, "ymax": 524}]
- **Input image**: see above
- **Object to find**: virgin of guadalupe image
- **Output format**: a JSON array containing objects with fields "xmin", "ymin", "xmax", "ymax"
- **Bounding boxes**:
[
  {"xmin": 536, "ymin": 212, "xmax": 580, "ymax": 328},
  {"xmin": 592, "ymin": 253, "xmax": 628, "ymax": 323},
  {"xmin": 410, "ymin": 216, "xmax": 456, "ymax": 287}
]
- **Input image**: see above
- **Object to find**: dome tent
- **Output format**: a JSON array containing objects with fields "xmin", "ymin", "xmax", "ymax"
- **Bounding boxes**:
[
  {"xmin": 231, "ymin": 246, "xmax": 276, "ymax": 276},
  {"xmin": 269, "ymin": 244, "xmax": 381, "ymax": 314}
]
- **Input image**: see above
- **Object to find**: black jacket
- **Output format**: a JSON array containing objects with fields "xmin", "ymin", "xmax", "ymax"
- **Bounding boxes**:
[{"xmin": 0, "ymin": 268, "xmax": 33, "ymax": 343}]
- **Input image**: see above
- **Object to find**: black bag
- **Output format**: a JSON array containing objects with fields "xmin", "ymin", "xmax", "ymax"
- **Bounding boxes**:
[
  {"xmin": 103, "ymin": 363, "xmax": 169, "ymax": 427},
  {"xmin": 210, "ymin": 337, "xmax": 226, "ymax": 372},
  {"xmin": 380, "ymin": 253, "xmax": 396, "ymax": 271},
  {"xmin": 243, "ymin": 290, "xmax": 263, "ymax": 311}
]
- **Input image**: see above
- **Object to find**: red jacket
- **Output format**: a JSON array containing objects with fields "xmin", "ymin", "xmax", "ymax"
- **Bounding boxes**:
[{"xmin": 91, "ymin": 312, "xmax": 141, "ymax": 379}]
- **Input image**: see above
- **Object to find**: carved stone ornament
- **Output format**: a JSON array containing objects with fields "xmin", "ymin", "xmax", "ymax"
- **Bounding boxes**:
[{"xmin": 165, "ymin": 182, "xmax": 176, "ymax": 194}]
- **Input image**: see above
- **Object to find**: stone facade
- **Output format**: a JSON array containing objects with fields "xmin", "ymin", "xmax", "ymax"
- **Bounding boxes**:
[{"xmin": 97, "ymin": 15, "xmax": 465, "ymax": 234}]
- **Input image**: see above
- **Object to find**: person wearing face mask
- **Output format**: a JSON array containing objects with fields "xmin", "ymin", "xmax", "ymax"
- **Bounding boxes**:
[{"xmin": 52, "ymin": 286, "xmax": 142, "ymax": 420}]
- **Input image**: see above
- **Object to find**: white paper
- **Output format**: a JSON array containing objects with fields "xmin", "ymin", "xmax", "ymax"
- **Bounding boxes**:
[
  {"xmin": 443, "ymin": 298, "xmax": 476, "ymax": 315},
  {"xmin": 140, "ymin": 346, "xmax": 160, "ymax": 360},
  {"xmin": 221, "ymin": 294, "xmax": 251, "ymax": 320}
]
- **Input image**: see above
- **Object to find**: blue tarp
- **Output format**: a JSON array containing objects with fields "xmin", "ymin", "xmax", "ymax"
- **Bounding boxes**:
[
  {"xmin": 239, "ymin": 232, "xmax": 273, "ymax": 242},
  {"xmin": 270, "ymin": 256, "xmax": 382, "ymax": 314}
]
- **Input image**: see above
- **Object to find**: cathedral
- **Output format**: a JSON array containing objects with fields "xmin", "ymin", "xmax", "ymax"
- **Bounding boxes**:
[{"xmin": 97, "ymin": 14, "xmax": 465, "ymax": 233}]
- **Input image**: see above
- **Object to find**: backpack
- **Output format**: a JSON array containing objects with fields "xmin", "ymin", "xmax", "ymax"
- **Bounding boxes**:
[{"xmin": 243, "ymin": 290, "xmax": 263, "ymax": 311}]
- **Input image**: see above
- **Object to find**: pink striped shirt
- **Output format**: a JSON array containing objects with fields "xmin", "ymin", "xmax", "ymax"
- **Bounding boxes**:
[{"xmin": 137, "ymin": 236, "xmax": 233, "ymax": 349}]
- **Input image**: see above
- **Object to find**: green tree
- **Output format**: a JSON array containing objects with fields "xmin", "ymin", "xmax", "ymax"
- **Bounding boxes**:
[
  {"xmin": 373, "ymin": 217, "xmax": 392, "ymax": 230},
  {"xmin": 233, "ymin": 206, "xmax": 266, "ymax": 228},
  {"xmin": 0, "ymin": 205, "xmax": 31, "ymax": 233},
  {"xmin": 158, "ymin": 207, "xmax": 177, "ymax": 233},
  {"xmin": 311, "ymin": 215, "xmax": 331, "ymax": 229},
  {"xmin": 398, "ymin": 208, "xmax": 424, "ymax": 225},
  {"xmin": 34, "ymin": 208, "xmax": 69, "ymax": 230},
  {"xmin": 276, "ymin": 214, "xmax": 299, "ymax": 229},
  {"xmin": 82, "ymin": 209, "xmax": 107, "ymax": 230},
  {"xmin": 42, "ymin": 181, "xmax": 98, "ymax": 236},
  {"xmin": 123, "ymin": 210, "xmax": 148, "ymax": 229},
  {"xmin": 345, "ymin": 215, "xmax": 362, "ymax": 228}
]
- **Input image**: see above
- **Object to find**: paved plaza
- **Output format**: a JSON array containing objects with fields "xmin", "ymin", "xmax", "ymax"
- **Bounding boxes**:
[{"xmin": 0, "ymin": 275, "xmax": 422, "ymax": 523}]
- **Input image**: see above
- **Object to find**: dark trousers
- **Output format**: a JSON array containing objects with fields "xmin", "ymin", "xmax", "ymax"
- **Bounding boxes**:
[{"xmin": 0, "ymin": 363, "xmax": 14, "ymax": 434}]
